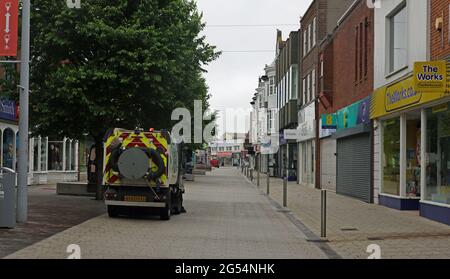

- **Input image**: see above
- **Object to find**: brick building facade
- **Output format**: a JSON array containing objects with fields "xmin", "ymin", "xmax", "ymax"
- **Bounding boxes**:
[
  {"xmin": 297, "ymin": 0, "xmax": 354, "ymax": 188},
  {"xmin": 430, "ymin": 0, "xmax": 450, "ymax": 60},
  {"xmin": 317, "ymin": 0, "xmax": 374, "ymax": 202}
]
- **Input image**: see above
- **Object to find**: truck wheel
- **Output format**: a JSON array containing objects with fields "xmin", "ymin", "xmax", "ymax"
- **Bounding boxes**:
[
  {"xmin": 108, "ymin": 205, "xmax": 119, "ymax": 218},
  {"xmin": 172, "ymin": 191, "xmax": 182, "ymax": 215},
  {"xmin": 160, "ymin": 205, "xmax": 171, "ymax": 220}
]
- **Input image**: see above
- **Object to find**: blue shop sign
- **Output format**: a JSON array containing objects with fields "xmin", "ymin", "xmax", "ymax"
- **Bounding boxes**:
[{"xmin": 0, "ymin": 100, "xmax": 17, "ymax": 121}]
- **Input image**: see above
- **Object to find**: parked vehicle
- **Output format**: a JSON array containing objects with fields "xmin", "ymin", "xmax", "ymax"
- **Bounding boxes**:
[{"xmin": 103, "ymin": 128, "xmax": 184, "ymax": 220}]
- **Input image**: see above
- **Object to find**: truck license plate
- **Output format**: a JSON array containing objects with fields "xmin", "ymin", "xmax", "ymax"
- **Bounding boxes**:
[{"xmin": 124, "ymin": 196, "xmax": 147, "ymax": 202}]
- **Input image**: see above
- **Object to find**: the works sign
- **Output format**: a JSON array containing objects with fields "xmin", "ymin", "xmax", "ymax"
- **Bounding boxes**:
[
  {"xmin": 370, "ymin": 60, "xmax": 449, "ymax": 119},
  {"xmin": 0, "ymin": 99, "xmax": 17, "ymax": 121},
  {"xmin": 413, "ymin": 61, "xmax": 446, "ymax": 92},
  {"xmin": 0, "ymin": 0, "xmax": 19, "ymax": 56}
]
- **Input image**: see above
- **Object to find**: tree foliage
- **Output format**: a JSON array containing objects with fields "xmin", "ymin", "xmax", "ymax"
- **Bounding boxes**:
[{"xmin": 29, "ymin": 0, "xmax": 219, "ymax": 142}]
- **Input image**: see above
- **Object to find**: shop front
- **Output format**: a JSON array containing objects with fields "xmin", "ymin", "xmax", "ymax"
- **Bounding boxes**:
[
  {"xmin": 1, "ymin": 99, "xmax": 80, "ymax": 185},
  {"xmin": 297, "ymin": 103, "xmax": 315, "ymax": 187},
  {"xmin": 332, "ymin": 97, "xmax": 373, "ymax": 203},
  {"xmin": 278, "ymin": 131, "xmax": 297, "ymax": 181},
  {"xmin": 371, "ymin": 60, "xmax": 450, "ymax": 224},
  {"xmin": 0, "ymin": 99, "xmax": 19, "ymax": 171},
  {"xmin": 319, "ymin": 114, "xmax": 337, "ymax": 192}
]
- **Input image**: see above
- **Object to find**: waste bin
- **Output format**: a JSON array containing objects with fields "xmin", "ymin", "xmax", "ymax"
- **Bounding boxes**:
[{"xmin": 0, "ymin": 167, "xmax": 16, "ymax": 229}]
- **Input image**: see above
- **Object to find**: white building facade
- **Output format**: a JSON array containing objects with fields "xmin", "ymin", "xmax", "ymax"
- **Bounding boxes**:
[{"xmin": 372, "ymin": 0, "xmax": 450, "ymax": 226}]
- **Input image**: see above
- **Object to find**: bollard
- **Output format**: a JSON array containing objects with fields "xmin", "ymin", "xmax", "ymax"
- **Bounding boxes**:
[
  {"xmin": 283, "ymin": 175, "xmax": 287, "ymax": 207},
  {"xmin": 250, "ymin": 169, "xmax": 253, "ymax": 181},
  {"xmin": 257, "ymin": 168, "xmax": 260, "ymax": 187},
  {"xmin": 321, "ymin": 189, "xmax": 327, "ymax": 238},
  {"xmin": 266, "ymin": 171, "xmax": 270, "ymax": 195}
]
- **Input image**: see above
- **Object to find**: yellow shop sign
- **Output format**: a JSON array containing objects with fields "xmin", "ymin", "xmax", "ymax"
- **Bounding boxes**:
[
  {"xmin": 414, "ymin": 61, "xmax": 447, "ymax": 92},
  {"xmin": 370, "ymin": 76, "xmax": 448, "ymax": 119}
]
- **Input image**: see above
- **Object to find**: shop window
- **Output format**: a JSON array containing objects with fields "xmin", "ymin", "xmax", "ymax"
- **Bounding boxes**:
[
  {"xmin": 383, "ymin": 118, "xmax": 400, "ymax": 195},
  {"xmin": 40, "ymin": 137, "xmax": 47, "ymax": 171},
  {"xmin": 2, "ymin": 128, "xmax": 14, "ymax": 169},
  {"xmin": 65, "ymin": 139, "xmax": 71, "ymax": 171},
  {"xmin": 406, "ymin": 113, "xmax": 421, "ymax": 197},
  {"xmin": 48, "ymin": 141, "xmax": 63, "ymax": 171},
  {"xmin": 425, "ymin": 103, "xmax": 450, "ymax": 205},
  {"xmin": 71, "ymin": 141, "xmax": 76, "ymax": 171},
  {"xmin": 33, "ymin": 138, "xmax": 39, "ymax": 171}
]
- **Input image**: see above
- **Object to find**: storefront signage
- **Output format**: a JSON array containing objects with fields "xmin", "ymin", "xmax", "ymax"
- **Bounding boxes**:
[
  {"xmin": 284, "ymin": 129, "xmax": 299, "ymax": 140},
  {"xmin": 337, "ymin": 97, "xmax": 370, "ymax": 131},
  {"xmin": 414, "ymin": 61, "xmax": 447, "ymax": 92},
  {"xmin": 0, "ymin": 99, "xmax": 17, "ymax": 121},
  {"xmin": 217, "ymin": 152, "xmax": 233, "ymax": 158},
  {"xmin": 370, "ymin": 76, "xmax": 449, "ymax": 119},
  {"xmin": 319, "ymin": 118, "xmax": 336, "ymax": 138},
  {"xmin": 321, "ymin": 113, "xmax": 337, "ymax": 129},
  {"xmin": 297, "ymin": 102, "xmax": 315, "ymax": 142},
  {"xmin": 0, "ymin": 0, "xmax": 19, "ymax": 56}
]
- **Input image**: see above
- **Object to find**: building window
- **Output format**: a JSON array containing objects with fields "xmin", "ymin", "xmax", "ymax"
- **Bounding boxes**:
[
  {"xmin": 320, "ymin": 58, "xmax": 324, "ymax": 78},
  {"xmin": 311, "ymin": 69, "xmax": 316, "ymax": 101},
  {"xmin": 388, "ymin": 2, "xmax": 408, "ymax": 73},
  {"xmin": 312, "ymin": 17, "xmax": 317, "ymax": 47},
  {"xmin": 308, "ymin": 73, "xmax": 312, "ymax": 102},
  {"xmin": 291, "ymin": 66, "xmax": 298, "ymax": 99},
  {"xmin": 308, "ymin": 24, "xmax": 312, "ymax": 51},
  {"xmin": 425, "ymin": 103, "xmax": 450, "ymax": 205},
  {"xmin": 269, "ymin": 77, "xmax": 275, "ymax": 95},
  {"xmin": 303, "ymin": 30, "xmax": 308, "ymax": 56},
  {"xmin": 364, "ymin": 17, "xmax": 369, "ymax": 77},
  {"xmin": 302, "ymin": 78, "xmax": 307, "ymax": 105},
  {"xmin": 383, "ymin": 118, "xmax": 401, "ymax": 196},
  {"xmin": 226, "ymin": 147, "xmax": 232, "ymax": 152},
  {"xmin": 355, "ymin": 25, "xmax": 359, "ymax": 82},
  {"xmin": 359, "ymin": 22, "xmax": 363, "ymax": 80}
]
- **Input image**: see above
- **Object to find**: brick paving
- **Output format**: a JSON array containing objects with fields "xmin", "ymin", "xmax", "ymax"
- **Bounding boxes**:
[
  {"xmin": 5, "ymin": 168, "xmax": 327, "ymax": 259},
  {"xmin": 0, "ymin": 184, "xmax": 105, "ymax": 258},
  {"xmin": 249, "ymin": 172, "xmax": 450, "ymax": 259}
]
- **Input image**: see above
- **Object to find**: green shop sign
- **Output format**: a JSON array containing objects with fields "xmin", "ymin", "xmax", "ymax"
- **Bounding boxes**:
[{"xmin": 336, "ymin": 97, "xmax": 370, "ymax": 131}]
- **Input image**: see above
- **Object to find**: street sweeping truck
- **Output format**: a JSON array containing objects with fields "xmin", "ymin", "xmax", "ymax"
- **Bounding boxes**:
[{"xmin": 102, "ymin": 128, "xmax": 184, "ymax": 220}]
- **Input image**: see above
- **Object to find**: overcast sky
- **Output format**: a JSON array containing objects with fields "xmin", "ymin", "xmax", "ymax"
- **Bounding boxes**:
[{"xmin": 196, "ymin": 0, "xmax": 312, "ymax": 136}]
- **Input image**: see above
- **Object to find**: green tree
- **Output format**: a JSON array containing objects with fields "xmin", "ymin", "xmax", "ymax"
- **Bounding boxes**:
[{"xmin": 29, "ymin": 0, "xmax": 219, "ymax": 198}]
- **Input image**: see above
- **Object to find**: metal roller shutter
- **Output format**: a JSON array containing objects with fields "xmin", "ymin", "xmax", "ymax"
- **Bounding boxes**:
[{"xmin": 336, "ymin": 133, "xmax": 371, "ymax": 203}]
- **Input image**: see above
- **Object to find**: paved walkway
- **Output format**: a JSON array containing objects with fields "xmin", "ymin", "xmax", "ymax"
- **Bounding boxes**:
[
  {"xmin": 247, "ymin": 171, "xmax": 450, "ymax": 259},
  {"xmin": 5, "ymin": 168, "xmax": 327, "ymax": 259},
  {"xmin": 0, "ymin": 184, "xmax": 105, "ymax": 258}
]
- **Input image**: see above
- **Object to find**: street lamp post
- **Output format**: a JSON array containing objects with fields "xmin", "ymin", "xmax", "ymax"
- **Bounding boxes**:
[{"xmin": 17, "ymin": 0, "xmax": 31, "ymax": 223}]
